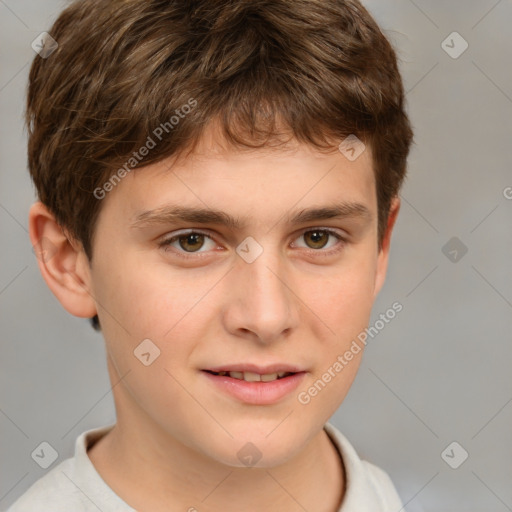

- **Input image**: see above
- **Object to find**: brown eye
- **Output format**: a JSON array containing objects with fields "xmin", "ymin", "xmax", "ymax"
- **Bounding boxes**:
[
  {"xmin": 303, "ymin": 230, "xmax": 330, "ymax": 250},
  {"xmin": 177, "ymin": 233, "xmax": 205, "ymax": 252},
  {"xmin": 159, "ymin": 230, "xmax": 216, "ymax": 255},
  {"xmin": 292, "ymin": 228, "xmax": 345, "ymax": 255}
]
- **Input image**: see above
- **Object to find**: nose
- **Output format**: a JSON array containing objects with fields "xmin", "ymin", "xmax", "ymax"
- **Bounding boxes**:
[{"xmin": 222, "ymin": 246, "xmax": 301, "ymax": 344}]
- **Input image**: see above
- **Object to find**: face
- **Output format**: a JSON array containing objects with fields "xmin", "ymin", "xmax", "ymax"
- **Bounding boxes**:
[{"xmin": 85, "ymin": 128, "xmax": 394, "ymax": 468}]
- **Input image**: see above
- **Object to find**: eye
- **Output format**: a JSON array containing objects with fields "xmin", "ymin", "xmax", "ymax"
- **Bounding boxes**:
[
  {"xmin": 292, "ymin": 228, "xmax": 345, "ymax": 254},
  {"xmin": 158, "ymin": 227, "xmax": 347, "ymax": 260},
  {"xmin": 159, "ymin": 230, "xmax": 217, "ymax": 256}
]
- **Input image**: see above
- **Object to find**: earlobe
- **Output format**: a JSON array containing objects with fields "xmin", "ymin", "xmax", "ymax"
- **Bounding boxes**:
[
  {"xmin": 29, "ymin": 201, "xmax": 97, "ymax": 318},
  {"xmin": 373, "ymin": 196, "xmax": 401, "ymax": 298}
]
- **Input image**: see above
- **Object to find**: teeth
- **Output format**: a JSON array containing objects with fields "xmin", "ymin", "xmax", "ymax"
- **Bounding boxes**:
[
  {"xmin": 210, "ymin": 370, "xmax": 293, "ymax": 382},
  {"xmin": 222, "ymin": 371, "xmax": 291, "ymax": 382},
  {"xmin": 243, "ymin": 371, "xmax": 261, "ymax": 382}
]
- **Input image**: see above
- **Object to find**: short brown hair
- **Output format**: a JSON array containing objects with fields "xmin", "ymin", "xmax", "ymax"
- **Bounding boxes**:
[{"xmin": 26, "ymin": 0, "xmax": 413, "ymax": 331}]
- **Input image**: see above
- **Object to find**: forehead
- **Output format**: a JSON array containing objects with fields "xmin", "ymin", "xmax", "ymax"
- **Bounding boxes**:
[{"xmin": 99, "ymin": 128, "xmax": 376, "ymax": 231}]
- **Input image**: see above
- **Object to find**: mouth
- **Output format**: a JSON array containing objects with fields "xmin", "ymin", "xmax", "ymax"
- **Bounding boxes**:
[
  {"xmin": 203, "ymin": 369, "xmax": 295, "ymax": 382},
  {"xmin": 201, "ymin": 366, "xmax": 307, "ymax": 405}
]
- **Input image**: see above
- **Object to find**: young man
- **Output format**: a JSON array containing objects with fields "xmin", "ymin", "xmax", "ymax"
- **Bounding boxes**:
[{"xmin": 9, "ymin": 0, "xmax": 413, "ymax": 510}]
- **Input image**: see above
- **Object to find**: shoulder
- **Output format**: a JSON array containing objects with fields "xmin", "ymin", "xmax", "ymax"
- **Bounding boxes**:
[
  {"xmin": 6, "ymin": 457, "xmax": 90, "ymax": 512},
  {"xmin": 6, "ymin": 423, "xmax": 126, "ymax": 512}
]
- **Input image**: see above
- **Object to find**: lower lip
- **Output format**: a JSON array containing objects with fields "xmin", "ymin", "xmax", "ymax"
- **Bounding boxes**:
[{"xmin": 202, "ymin": 371, "xmax": 306, "ymax": 405}]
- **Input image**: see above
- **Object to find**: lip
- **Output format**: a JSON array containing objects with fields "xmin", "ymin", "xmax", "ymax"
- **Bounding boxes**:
[
  {"xmin": 202, "ymin": 370, "xmax": 307, "ymax": 405},
  {"xmin": 204, "ymin": 363, "xmax": 304, "ymax": 374}
]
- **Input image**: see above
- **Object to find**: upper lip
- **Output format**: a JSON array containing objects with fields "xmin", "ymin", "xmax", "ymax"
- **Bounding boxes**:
[{"xmin": 204, "ymin": 363, "xmax": 305, "ymax": 374}]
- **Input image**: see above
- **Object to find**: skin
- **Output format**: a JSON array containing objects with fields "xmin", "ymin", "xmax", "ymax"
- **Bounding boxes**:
[{"xmin": 29, "ymin": 125, "xmax": 400, "ymax": 512}]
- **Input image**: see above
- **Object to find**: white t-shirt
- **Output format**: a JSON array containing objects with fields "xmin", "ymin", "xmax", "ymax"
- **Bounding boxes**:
[{"xmin": 6, "ymin": 422, "xmax": 403, "ymax": 511}]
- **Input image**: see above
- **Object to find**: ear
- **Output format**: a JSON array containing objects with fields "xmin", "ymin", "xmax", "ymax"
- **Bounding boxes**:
[
  {"xmin": 28, "ymin": 201, "xmax": 97, "ymax": 318},
  {"xmin": 373, "ymin": 196, "xmax": 401, "ymax": 298}
]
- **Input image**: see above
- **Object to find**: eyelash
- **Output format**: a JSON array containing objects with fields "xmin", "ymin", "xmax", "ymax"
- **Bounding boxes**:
[{"xmin": 158, "ymin": 228, "xmax": 347, "ymax": 260}]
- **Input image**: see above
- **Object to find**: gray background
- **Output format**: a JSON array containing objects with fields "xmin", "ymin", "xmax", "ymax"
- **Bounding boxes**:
[{"xmin": 1, "ymin": 1, "xmax": 511, "ymax": 511}]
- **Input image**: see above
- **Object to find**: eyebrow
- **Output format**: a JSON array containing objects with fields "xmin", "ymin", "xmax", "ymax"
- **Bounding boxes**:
[{"xmin": 131, "ymin": 201, "xmax": 372, "ymax": 230}]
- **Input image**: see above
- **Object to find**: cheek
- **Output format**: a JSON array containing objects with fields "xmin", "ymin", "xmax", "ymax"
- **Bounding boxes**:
[
  {"xmin": 297, "ymin": 272, "xmax": 372, "ymax": 416},
  {"xmin": 92, "ymin": 251, "xmax": 181, "ymax": 337},
  {"xmin": 92, "ymin": 253, "xmax": 211, "ymax": 375},
  {"xmin": 94, "ymin": 262, "xmax": 202, "ymax": 424},
  {"xmin": 304, "ymin": 257, "xmax": 377, "ymax": 341}
]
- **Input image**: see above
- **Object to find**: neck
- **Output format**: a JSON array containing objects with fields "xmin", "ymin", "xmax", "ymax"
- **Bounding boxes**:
[{"xmin": 88, "ymin": 415, "xmax": 345, "ymax": 512}]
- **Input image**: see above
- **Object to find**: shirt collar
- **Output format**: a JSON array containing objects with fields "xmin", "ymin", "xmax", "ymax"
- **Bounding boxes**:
[
  {"xmin": 323, "ymin": 421, "xmax": 387, "ymax": 511},
  {"xmin": 74, "ymin": 422, "xmax": 386, "ymax": 511}
]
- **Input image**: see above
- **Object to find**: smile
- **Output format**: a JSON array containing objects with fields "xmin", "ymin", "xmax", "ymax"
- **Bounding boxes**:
[{"xmin": 205, "ymin": 370, "xmax": 294, "ymax": 382}]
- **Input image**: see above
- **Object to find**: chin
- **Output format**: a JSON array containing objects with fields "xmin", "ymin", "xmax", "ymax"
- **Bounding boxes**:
[{"xmin": 204, "ymin": 426, "xmax": 306, "ymax": 469}]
